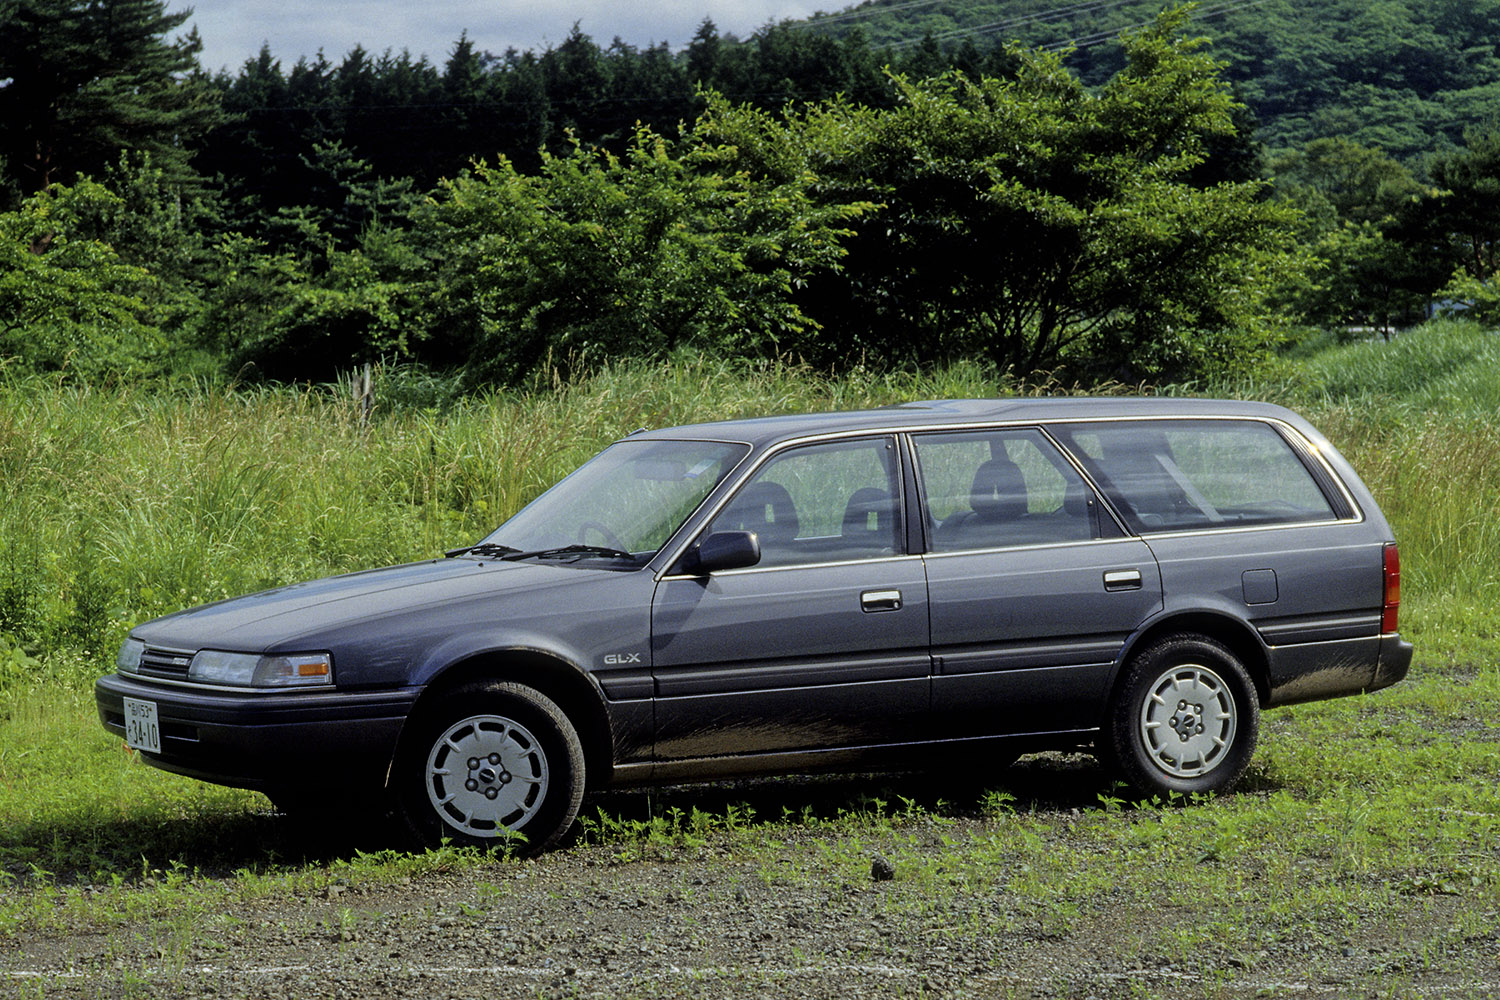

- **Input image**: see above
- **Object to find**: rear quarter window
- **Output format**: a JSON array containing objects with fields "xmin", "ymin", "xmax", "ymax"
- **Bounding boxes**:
[{"xmin": 1050, "ymin": 419, "xmax": 1341, "ymax": 534}]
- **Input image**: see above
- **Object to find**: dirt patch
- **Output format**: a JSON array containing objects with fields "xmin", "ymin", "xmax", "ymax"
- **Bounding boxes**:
[{"xmin": 8, "ymin": 756, "xmax": 1498, "ymax": 999}]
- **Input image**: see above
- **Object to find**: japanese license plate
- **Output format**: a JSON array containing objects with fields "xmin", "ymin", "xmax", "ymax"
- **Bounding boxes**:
[{"xmin": 122, "ymin": 697, "xmax": 161, "ymax": 754}]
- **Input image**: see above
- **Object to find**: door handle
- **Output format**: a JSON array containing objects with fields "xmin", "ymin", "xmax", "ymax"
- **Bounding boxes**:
[
  {"xmin": 1103, "ymin": 569, "xmax": 1143, "ymax": 592},
  {"xmin": 861, "ymin": 589, "xmax": 903, "ymax": 612}
]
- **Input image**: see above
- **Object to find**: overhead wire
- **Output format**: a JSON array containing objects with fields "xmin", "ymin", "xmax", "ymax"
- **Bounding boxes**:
[
  {"xmin": 1040, "ymin": 0, "xmax": 1282, "ymax": 51},
  {"xmin": 891, "ymin": 0, "xmax": 1156, "ymax": 48},
  {"xmin": 889, "ymin": 0, "xmax": 1278, "ymax": 49},
  {"xmin": 804, "ymin": 0, "xmax": 949, "ymax": 29}
]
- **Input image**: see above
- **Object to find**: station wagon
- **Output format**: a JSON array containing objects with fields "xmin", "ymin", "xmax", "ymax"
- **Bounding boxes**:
[{"xmin": 97, "ymin": 398, "xmax": 1411, "ymax": 852}]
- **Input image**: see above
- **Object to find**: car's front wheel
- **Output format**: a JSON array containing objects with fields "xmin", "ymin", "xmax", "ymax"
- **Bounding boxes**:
[
  {"xmin": 394, "ymin": 680, "xmax": 585, "ymax": 854},
  {"xmin": 1104, "ymin": 634, "xmax": 1259, "ymax": 798}
]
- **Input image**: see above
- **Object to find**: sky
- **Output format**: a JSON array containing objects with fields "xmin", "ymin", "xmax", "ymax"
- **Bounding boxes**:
[{"xmin": 185, "ymin": 1, "xmax": 837, "ymax": 74}]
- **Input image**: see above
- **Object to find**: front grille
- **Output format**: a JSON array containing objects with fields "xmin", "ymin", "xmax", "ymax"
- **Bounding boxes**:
[{"xmin": 138, "ymin": 646, "xmax": 194, "ymax": 680}]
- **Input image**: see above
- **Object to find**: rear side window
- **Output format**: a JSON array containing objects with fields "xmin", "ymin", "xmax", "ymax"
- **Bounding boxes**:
[
  {"xmin": 913, "ymin": 428, "xmax": 1096, "ymax": 551},
  {"xmin": 1050, "ymin": 420, "xmax": 1339, "ymax": 534}
]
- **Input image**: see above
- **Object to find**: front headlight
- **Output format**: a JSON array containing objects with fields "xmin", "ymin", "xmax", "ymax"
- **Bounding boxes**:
[
  {"xmin": 116, "ymin": 638, "xmax": 145, "ymax": 675},
  {"xmin": 188, "ymin": 650, "xmax": 333, "ymax": 688}
]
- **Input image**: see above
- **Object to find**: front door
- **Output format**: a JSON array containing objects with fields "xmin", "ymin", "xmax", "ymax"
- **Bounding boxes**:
[{"xmin": 650, "ymin": 435, "xmax": 930, "ymax": 761}]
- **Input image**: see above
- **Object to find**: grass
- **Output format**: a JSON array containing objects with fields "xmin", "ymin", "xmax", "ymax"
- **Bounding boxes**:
[
  {"xmin": 1, "ymin": 325, "xmax": 1498, "ymax": 994},
  {"xmin": 0, "ymin": 354, "xmax": 1004, "ymax": 660}
]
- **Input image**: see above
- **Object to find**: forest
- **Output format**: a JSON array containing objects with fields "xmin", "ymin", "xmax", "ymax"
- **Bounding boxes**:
[
  {"xmin": 3, "ymin": 0, "xmax": 1500, "ymax": 388},
  {"xmin": 805, "ymin": 0, "xmax": 1500, "ymax": 161}
]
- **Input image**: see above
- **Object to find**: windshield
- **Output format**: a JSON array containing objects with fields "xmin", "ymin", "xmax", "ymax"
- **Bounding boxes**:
[{"xmin": 478, "ymin": 438, "xmax": 749, "ymax": 561}]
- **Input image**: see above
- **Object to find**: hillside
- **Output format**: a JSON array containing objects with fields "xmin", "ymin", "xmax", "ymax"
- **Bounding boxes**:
[{"xmin": 800, "ymin": 0, "xmax": 1500, "ymax": 160}]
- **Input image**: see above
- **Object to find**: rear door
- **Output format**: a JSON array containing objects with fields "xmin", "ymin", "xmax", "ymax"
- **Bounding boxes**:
[
  {"xmin": 650, "ymin": 435, "xmax": 930, "ymax": 760},
  {"xmin": 913, "ymin": 427, "xmax": 1163, "ymax": 739}
]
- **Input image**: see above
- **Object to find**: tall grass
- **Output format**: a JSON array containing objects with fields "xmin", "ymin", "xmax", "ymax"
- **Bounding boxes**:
[
  {"xmin": 0, "ymin": 356, "xmax": 1003, "ymax": 674},
  {"xmin": 1202, "ymin": 320, "xmax": 1500, "ymax": 632},
  {"xmin": 1, "ymin": 324, "xmax": 1496, "ymax": 679},
  {"xmin": 1293, "ymin": 319, "xmax": 1500, "ymax": 419},
  {"xmin": 1311, "ymin": 405, "xmax": 1500, "ymax": 622}
]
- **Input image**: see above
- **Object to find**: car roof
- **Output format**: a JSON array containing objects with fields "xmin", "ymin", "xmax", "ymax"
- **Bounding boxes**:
[{"xmin": 629, "ymin": 397, "xmax": 1308, "ymax": 450}]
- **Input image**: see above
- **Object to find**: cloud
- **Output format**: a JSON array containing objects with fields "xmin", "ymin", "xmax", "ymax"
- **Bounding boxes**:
[{"xmin": 189, "ymin": 0, "xmax": 830, "ymax": 72}]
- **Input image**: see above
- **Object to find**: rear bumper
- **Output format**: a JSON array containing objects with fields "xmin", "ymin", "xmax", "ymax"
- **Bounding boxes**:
[
  {"xmin": 1265, "ymin": 633, "xmax": 1412, "ymax": 708},
  {"xmin": 95, "ymin": 673, "xmax": 417, "ymax": 794},
  {"xmin": 1370, "ymin": 633, "xmax": 1414, "ymax": 692}
]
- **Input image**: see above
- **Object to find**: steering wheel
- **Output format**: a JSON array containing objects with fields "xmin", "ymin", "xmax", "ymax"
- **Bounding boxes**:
[{"xmin": 577, "ymin": 520, "xmax": 629, "ymax": 553}]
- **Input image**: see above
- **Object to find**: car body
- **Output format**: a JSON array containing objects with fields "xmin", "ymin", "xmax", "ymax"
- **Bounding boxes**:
[{"xmin": 96, "ymin": 397, "xmax": 1411, "ymax": 851}]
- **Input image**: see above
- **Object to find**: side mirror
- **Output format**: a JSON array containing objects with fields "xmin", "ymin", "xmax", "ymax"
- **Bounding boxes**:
[{"xmin": 683, "ymin": 530, "xmax": 761, "ymax": 575}]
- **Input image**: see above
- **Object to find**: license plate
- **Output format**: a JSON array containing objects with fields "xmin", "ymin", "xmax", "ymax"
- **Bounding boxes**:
[{"xmin": 122, "ymin": 697, "xmax": 161, "ymax": 754}]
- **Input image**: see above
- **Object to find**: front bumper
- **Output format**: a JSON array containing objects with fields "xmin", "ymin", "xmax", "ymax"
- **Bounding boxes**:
[{"xmin": 95, "ymin": 673, "xmax": 418, "ymax": 794}]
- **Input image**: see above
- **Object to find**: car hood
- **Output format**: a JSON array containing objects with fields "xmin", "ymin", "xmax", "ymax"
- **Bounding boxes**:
[{"xmin": 132, "ymin": 557, "xmax": 628, "ymax": 652}]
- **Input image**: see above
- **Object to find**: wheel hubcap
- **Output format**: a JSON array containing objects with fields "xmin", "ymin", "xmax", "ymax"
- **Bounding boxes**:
[
  {"xmin": 425, "ymin": 715, "xmax": 548, "ymax": 837},
  {"xmin": 1139, "ymin": 664, "xmax": 1237, "ymax": 778}
]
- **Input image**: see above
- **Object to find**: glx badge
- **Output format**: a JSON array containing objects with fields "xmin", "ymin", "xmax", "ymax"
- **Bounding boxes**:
[{"xmin": 604, "ymin": 652, "xmax": 642, "ymax": 665}]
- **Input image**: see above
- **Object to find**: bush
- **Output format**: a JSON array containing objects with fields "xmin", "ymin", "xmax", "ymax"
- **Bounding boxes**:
[{"xmin": 0, "ymin": 180, "xmax": 164, "ymax": 376}]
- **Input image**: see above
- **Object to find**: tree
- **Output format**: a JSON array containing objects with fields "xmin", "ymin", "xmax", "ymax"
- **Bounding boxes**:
[
  {"xmin": 410, "ymin": 126, "xmax": 870, "ymax": 385},
  {"xmin": 0, "ymin": 0, "xmax": 225, "ymax": 197},
  {"xmin": 1427, "ymin": 126, "xmax": 1500, "ymax": 281},
  {"xmin": 686, "ymin": 19, "xmax": 723, "ymax": 87},
  {"xmin": 196, "ymin": 206, "xmax": 434, "ymax": 382},
  {"xmin": 1288, "ymin": 219, "xmax": 1430, "ymax": 334},
  {"xmin": 1270, "ymin": 137, "xmax": 1422, "ymax": 225},
  {"xmin": 701, "ymin": 7, "xmax": 1305, "ymax": 382},
  {"xmin": 286, "ymin": 140, "xmax": 419, "ymax": 249},
  {"xmin": 542, "ymin": 24, "xmax": 609, "ymax": 138},
  {"xmin": 1269, "ymin": 137, "xmax": 1430, "ymax": 330},
  {"xmin": 1428, "ymin": 126, "xmax": 1500, "ymax": 324},
  {"xmin": 0, "ymin": 178, "xmax": 162, "ymax": 375}
]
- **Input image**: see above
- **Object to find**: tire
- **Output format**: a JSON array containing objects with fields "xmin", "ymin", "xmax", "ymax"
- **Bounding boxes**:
[
  {"xmin": 1104, "ymin": 634, "xmax": 1259, "ymax": 799},
  {"xmin": 394, "ymin": 680, "xmax": 585, "ymax": 855}
]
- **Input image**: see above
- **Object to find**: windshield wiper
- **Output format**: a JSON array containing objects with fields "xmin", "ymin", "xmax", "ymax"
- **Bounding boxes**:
[
  {"xmin": 502, "ymin": 544, "xmax": 638, "ymax": 562},
  {"xmin": 444, "ymin": 542, "xmax": 522, "ymax": 558}
]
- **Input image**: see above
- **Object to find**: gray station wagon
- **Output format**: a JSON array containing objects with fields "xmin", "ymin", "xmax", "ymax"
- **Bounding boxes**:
[{"xmin": 96, "ymin": 398, "xmax": 1411, "ymax": 852}]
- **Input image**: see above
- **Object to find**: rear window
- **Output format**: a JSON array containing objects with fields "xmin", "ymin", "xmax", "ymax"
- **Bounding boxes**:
[{"xmin": 1049, "ymin": 420, "xmax": 1339, "ymax": 534}]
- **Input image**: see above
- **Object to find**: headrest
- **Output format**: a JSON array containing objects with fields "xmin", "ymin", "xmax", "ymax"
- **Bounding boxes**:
[
  {"xmin": 970, "ymin": 458, "xmax": 1027, "ymax": 521},
  {"xmin": 723, "ymin": 480, "xmax": 799, "ymax": 540},
  {"xmin": 842, "ymin": 487, "xmax": 893, "ymax": 537}
]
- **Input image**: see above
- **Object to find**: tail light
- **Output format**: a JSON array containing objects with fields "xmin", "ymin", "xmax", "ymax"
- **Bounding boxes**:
[{"xmin": 1381, "ymin": 543, "xmax": 1401, "ymax": 634}]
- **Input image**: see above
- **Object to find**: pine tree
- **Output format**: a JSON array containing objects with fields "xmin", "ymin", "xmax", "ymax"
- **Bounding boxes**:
[
  {"xmin": 686, "ymin": 19, "xmax": 723, "ymax": 87},
  {"xmin": 0, "ymin": 0, "xmax": 226, "ymax": 197}
]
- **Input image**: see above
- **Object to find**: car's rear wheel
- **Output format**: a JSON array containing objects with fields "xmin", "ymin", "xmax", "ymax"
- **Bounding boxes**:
[
  {"xmin": 1104, "ymin": 634, "xmax": 1259, "ymax": 798},
  {"xmin": 394, "ymin": 680, "xmax": 585, "ymax": 855}
]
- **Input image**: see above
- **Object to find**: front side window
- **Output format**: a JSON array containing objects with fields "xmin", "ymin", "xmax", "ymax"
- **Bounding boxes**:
[
  {"xmin": 484, "ymin": 439, "xmax": 748, "ymax": 559},
  {"xmin": 1049, "ymin": 420, "xmax": 1339, "ymax": 533},
  {"xmin": 707, "ymin": 437, "xmax": 902, "ymax": 568},
  {"xmin": 914, "ymin": 428, "xmax": 1095, "ymax": 551}
]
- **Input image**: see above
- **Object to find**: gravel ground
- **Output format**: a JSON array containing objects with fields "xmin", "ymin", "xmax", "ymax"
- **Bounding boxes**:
[
  {"xmin": 10, "ymin": 848, "xmax": 1494, "ymax": 1000},
  {"xmin": 6, "ymin": 759, "xmax": 1498, "ymax": 999}
]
